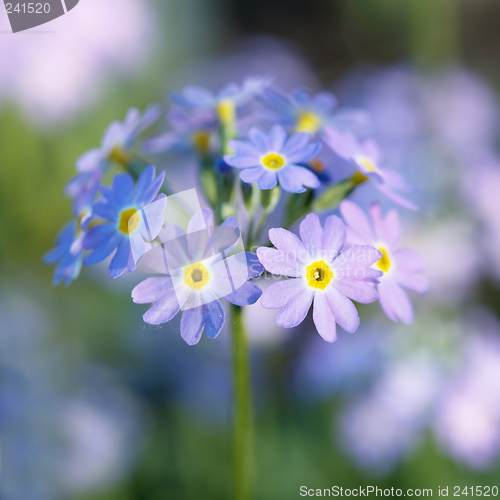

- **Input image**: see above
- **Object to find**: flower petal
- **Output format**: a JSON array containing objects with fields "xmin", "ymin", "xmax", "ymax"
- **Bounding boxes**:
[
  {"xmin": 256, "ymin": 171, "xmax": 278, "ymax": 190},
  {"xmin": 261, "ymin": 278, "xmax": 304, "ymax": 309},
  {"xmin": 249, "ymin": 127, "xmax": 270, "ymax": 152},
  {"xmin": 277, "ymin": 168, "xmax": 306, "ymax": 193},
  {"xmin": 325, "ymin": 286, "xmax": 359, "ymax": 333},
  {"xmin": 224, "ymin": 281, "xmax": 262, "ymax": 306},
  {"xmin": 378, "ymin": 279, "xmax": 414, "ymax": 324},
  {"xmin": 299, "ymin": 213, "xmax": 323, "ymax": 258},
  {"xmin": 132, "ymin": 277, "xmax": 174, "ymax": 303},
  {"xmin": 333, "ymin": 278, "xmax": 378, "ymax": 304},
  {"xmin": 240, "ymin": 166, "xmax": 265, "ymax": 184},
  {"xmin": 283, "ymin": 131, "xmax": 310, "ymax": 156},
  {"xmin": 257, "ymin": 247, "xmax": 304, "ymax": 277},
  {"xmin": 109, "ymin": 239, "xmax": 131, "ymax": 278},
  {"xmin": 180, "ymin": 307, "xmax": 205, "ymax": 345},
  {"xmin": 112, "ymin": 174, "xmax": 134, "ymax": 208},
  {"xmin": 226, "ymin": 155, "xmax": 260, "ymax": 169},
  {"xmin": 268, "ymin": 124, "xmax": 287, "ymax": 151},
  {"xmin": 396, "ymin": 272, "xmax": 429, "ymax": 294},
  {"xmin": 274, "ymin": 288, "xmax": 314, "ymax": 328},
  {"xmin": 339, "ymin": 200, "xmax": 375, "ymax": 246},
  {"xmin": 285, "ymin": 165, "xmax": 320, "ymax": 189},
  {"xmin": 322, "ymin": 214, "xmax": 346, "ymax": 262},
  {"xmin": 203, "ymin": 299, "xmax": 225, "ymax": 339},
  {"xmin": 313, "ymin": 292, "xmax": 337, "ymax": 342}
]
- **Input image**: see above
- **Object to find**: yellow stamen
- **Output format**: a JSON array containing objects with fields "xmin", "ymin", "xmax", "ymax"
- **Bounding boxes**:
[
  {"xmin": 118, "ymin": 208, "xmax": 140, "ymax": 234},
  {"xmin": 356, "ymin": 156, "xmax": 379, "ymax": 173},
  {"xmin": 376, "ymin": 247, "xmax": 391, "ymax": 272},
  {"xmin": 262, "ymin": 153, "xmax": 285, "ymax": 170},
  {"xmin": 192, "ymin": 131, "xmax": 211, "ymax": 155},
  {"xmin": 295, "ymin": 111, "xmax": 322, "ymax": 135},
  {"xmin": 108, "ymin": 145, "xmax": 131, "ymax": 166},
  {"xmin": 306, "ymin": 260, "xmax": 334, "ymax": 290},
  {"xmin": 217, "ymin": 99, "xmax": 236, "ymax": 124},
  {"xmin": 184, "ymin": 262, "xmax": 209, "ymax": 290}
]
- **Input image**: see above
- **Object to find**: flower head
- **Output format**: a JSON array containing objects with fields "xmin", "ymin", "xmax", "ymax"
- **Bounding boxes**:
[
  {"xmin": 259, "ymin": 87, "xmax": 337, "ymax": 135},
  {"xmin": 83, "ymin": 166, "xmax": 166, "ymax": 278},
  {"xmin": 172, "ymin": 75, "xmax": 273, "ymax": 124},
  {"xmin": 340, "ymin": 200, "xmax": 429, "ymax": 324},
  {"xmin": 323, "ymin": 126, "xmax": 418, "ymax": 210},
  {"xmin": 257, "ymin": 213, "xmax": 382, "ymax": 342},
  {"xmin": 131, "ymin": 209, "xmax": 264, "ymax": 345},
  {"xmin": 259, "ymin": 87, "xmax": 369, "ymax": 137},
  {"xmin": 66, "ymin": 105, "xmax": 161, "ymax": 201},
  {"xmin": 142, "ymin": 106, "xmax": 217, "ymax": 156},
  {"xmin": 224, "ymin": 125, "xmax": 321, "ymax": 193}
]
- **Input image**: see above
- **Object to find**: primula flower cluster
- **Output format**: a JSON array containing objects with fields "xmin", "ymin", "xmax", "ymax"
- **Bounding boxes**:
[{"xmin": 45, "ymin": 74, "xmax": 427, "ymax": 345}]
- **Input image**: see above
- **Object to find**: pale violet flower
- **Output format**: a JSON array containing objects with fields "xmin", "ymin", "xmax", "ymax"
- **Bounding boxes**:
[
  {"xmin": 224, "ymin": 125, "xmax": 321, "ymax": 193},
  {"xmin": 324, "ymin": 126, "xmax": 418, "ymax": 210},
  {"xmin": 257, "ymin": 213, "xmax": 382, "ymax": 342},
  {"xmin": 340, "ymin": 200, "xmax": 429, "ymax": 324}
]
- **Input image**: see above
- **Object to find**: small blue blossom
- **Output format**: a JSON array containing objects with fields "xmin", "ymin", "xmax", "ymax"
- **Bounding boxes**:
[
  {"xmin": 142, "ymin": 106, "xmax": 217, "ymax": 156},
  {"xmin": 132, "ymin": 209, "xmax": 264, "ymax": 345},
  {"xmin": 172, "ymin": 75, "xmax": 273, "ymax": 124},
  {"xmin": 259, "ymin": 87, "xmax": 369, "ymax": 137},
  {"xmin": 43, "ymin": 191, "xmax": 95, "ymax": 286},
  {"xmin": 223, "ymin": 125, "xmax": 321, "ymax": 193},
  {"xmin": 83, "ymin": 166, "xmax": 167, "ymax": 278},
  {"xmin": 65, "ymin": 105, "xmax": 161, "ymax": 202}
]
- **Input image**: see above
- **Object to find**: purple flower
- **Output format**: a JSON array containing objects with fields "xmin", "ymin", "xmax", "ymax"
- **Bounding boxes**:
[
  {"xmin": 65, "ymin": 105, "xmax": 161, "ymax": 202},
  {"xmin": 83, "ymin": 166, "xmax": 166, "ymax": 278},
  {"xmin": 259, "ymin": 87, "xmax": 369, "ymax": 137},
  {"xmin": 172, "ymin": 75, "xmax": 273, "ymax": 124},
  {"xmin": 434, "ymin": 331, "xmax": 500, "ymax": 469},
  {"xmin": 340, "ymin": 200, "xmax": 429, "ymax": 324},
  {"xmin": 256, "ymin": 213, "xmax": 382, "ymax": 342},
  {"xmin": 323, "ymin": 126, "xmax": 418, "ymax": 210},
  {"xmin": 131, "ymin": 209, "xmax": 264, "ymax": 345},
  {"xmin": 223, "ymin": 125, "xmax": 321, "ymax": 193},
  {"xmin": 142, "ymin": 106, "xmax": 218, "ymax": 156}
]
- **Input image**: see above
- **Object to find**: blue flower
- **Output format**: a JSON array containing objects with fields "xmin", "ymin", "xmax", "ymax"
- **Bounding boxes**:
[
  {"xmin": 259, "ymin": 87, "xmax": 369, "ymax": 137},
  {"xmin": 65, "ymin": 105, "xmax": 161, "ymax": 202},
  {"xmin": 172, "ymin": 75, "xmax": 273, "ymax": 124},
  {"xmin": 142, "ymin": 106, "xmax": 217, "ymax": 156},
  {"xmin": 223, "ymin": 125, "xmax": 321, "ymax": 193},
  {"xmin": 83, "ymin": 166, "xmax": 167, "ymax": 278},
  {"xmin": 132, "ymin": 209, "xmax": 264, "ymax": 345},
  {"xmin": 43, "ymin": 191, "xmax": 95, "ymax": 286}
]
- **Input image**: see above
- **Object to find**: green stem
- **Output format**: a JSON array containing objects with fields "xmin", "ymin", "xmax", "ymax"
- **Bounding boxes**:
[{"xmin": 230, "ymin": 304, "xmax": 253, "ymax": 500}]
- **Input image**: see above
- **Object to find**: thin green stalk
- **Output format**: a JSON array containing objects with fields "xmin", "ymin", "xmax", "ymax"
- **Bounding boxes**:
[{"xmin": 230, "ymin": 303, "xmax": 253, "ymax": 500}]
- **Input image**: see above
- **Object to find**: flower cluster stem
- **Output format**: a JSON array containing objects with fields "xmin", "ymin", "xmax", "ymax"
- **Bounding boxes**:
[{"xmin": 230, "ymin": 303, "xmax": 253, "ymax": 500}]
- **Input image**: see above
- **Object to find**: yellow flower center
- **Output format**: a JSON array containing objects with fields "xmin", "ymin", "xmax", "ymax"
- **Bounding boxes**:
[
  {"xmin": 217, "ymin": 99, "xmax": 236, "ymax": 124},
  {"xmin": 295, "ymin": 111, "xmax": 322, "ymax": 135},
  {"xmin": 191, "ymin": 131, "xmax": 211, "ymax": 155},
  {"xmin": 118, "ymin": 208, "xmax": 140, "ymax": 234},
  {"xmin": 375, "ymin": 247, "xmax": 391, "ymax": 272},
  {"xmin": 108, "ymin": 145, "xmax": 131, "ymax": 166},
  {"xmin": 356, "ymin": 155, "xmax": 379, "ymax": 173},
  {"xmin": 262, "ymin": 153, "xmax": 286, "ymax": 170},
  {"xmin": 184, "ymin": 262, "xmax": 209, "ymax": 290},
  {"xmin": 306, "ymin": 260, "xmax": 334, "ymax": 290}
]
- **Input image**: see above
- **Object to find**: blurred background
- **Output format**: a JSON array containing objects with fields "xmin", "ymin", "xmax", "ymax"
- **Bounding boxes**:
[{"xmin": 2, "ymin": 0, "xmax": 500, "ymax": 498}]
